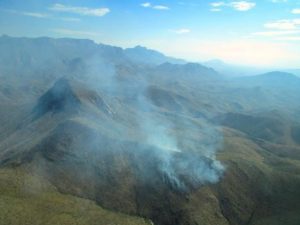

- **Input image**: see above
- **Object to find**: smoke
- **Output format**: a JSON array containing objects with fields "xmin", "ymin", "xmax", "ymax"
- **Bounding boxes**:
[
  {"xmin": 136, "ymin": 96, "xmax": 224, "ymax": 190},
  {"xmin": 0, "ymin": 37, "xmax": 225, "ymax": 192},
  {"xmin": 77, "ymin": 53, "xmax": 226, "ymax": 190}
]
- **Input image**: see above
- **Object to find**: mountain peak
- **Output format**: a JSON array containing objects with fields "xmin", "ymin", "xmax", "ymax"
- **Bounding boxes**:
[
  {"xmin": 124, "ymin": 46, "xmax": 185, "ymax": 65},
  {"xmin": 251, "ymin": 71, "xmax": 300, "ymax": 83},
  {"xmin": 262, "ymin": 71, "xmax": 296, "ymax": 78},
  {"xmin": 32, "ymin": 78, "xmax": 81, "ymax": 118},
  {"xmin": 132, "ymin": 45, "xmax": 148, "ymax": 50},
  {"xmin": 156, "ymin": 62, "xmax": 220, "ymax": 78}
]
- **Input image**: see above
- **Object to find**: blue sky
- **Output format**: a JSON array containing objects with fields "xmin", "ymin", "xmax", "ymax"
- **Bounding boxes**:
[{"xmin": 1, "ymin": 0, "xmax": 300, "ymax": 67}]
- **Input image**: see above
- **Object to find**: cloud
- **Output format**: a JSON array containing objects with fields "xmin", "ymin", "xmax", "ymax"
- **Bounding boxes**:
[
  {"xmin": 153, "ymin": 5, "xmax": 169, "ymax": 10},
  {"xmin": 253, "ymin": 30, "xmax": 300, "ymax": 36},
  {"xmin": 141, "ymin": 2, "xmax": 151, "ymax": 7},
  {"xmin": 50, "ymin": 3, "xmax": 110, "ymax": 17},
  {"xmin": 3, "ymin": 9, "xmax": 80, "ymax": 22},
  {"xmin": 292, "ymin": 9, "xmax": 300, "ymax": 14},
  {"xmin": 274, "ymin": 36, "xmax": 300, "ymax": 41},
  {"xmin": 253, "ymin": 19, "xmax": 300, "ymax": 42},
  {"xmin": 264, "ymin": 19, "xmax": 300, "ymax": 30},
  {"xmin": 172, "ymin": 28, "xmax": 191, "ymax": 34},
  {"xmin": 210, "ymin": 1, "xmax": 256, "ymax": 12},
  {"xmin": 210, "ymin": 2, "xmax": 225, "ymax": 7},
  {"xmin": 210, "ymin": 1, "xmax": 224, "ymax": 11},
  {"xmin": 252, "ymin": 19, "xmax": 300, "ymax": 44},
  {"xmin": 140, "ymin": 2, "xmax": 169, "ymax": 10},
  {"xmin": 229, "ymin": 1, "xmax": 256, "ymax": 11},
  {"xmin": 3, "ymin": 9, "xmax": 50, "ymax": 18},
  {"xmin": 22, "ymin": 12, "xmax": 49, "ymax": 18}
]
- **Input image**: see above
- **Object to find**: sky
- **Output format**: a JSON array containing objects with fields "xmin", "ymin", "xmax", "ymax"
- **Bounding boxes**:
[{"xmin": 1, "ymin": 0, "xmax": 300, "ymax": 67}]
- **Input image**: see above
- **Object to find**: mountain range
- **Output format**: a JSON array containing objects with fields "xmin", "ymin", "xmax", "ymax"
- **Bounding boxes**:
[{"xmin": 0, "ymin": 35, "xmax": 300, "ymax": 225}]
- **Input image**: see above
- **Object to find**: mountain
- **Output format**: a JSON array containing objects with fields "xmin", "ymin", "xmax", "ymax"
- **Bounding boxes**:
[
  {"xmin": 203, "ymin": 59, "xmax": 300, "ymax": 79},
  {"xmin": 154, "ymin": 62, "xmax": 219, "ymax": 78},
  {"xmin": 32, "ymin": 78, "xmax": 81, "ymax": 118},
  {"xmin": 124, "ymin": 45, "xmax": 186, "ymax": 65},
  {"xmin": 227, "ymin": 71, "xmax": 300, "ymax": 121},
  {"xmin": 203, "ymin": 59, "xmax": 270, "ymax": 77},
  {"xmin": 235, "ymin": 71, "xmax": 300, "ymax": 87},
  {"xmin": 0, "ymin": 74, "xmax": 227, "ymax": 225},
  {"xmin": 281, "ymin": 69, "xmax": 300, "ymax": 77},
  {"xmin": 1, "ymin": 36, "xmax": 300, "ymax": 225}
]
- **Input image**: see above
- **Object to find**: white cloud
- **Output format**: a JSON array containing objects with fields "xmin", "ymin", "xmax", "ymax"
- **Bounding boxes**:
[
  {"xmin": 230, "ymin": 1, "xmax": 256, "ymax": 11},
  {"xmin": 253, "ymin": 30, "xmax": 300, "ymax": 36},
  {"xmin": 210, "ymin": 2, "xmax": 225, "ymax": 7},
  {"xmin": 153, "ymin": 5, "xmax": 169, "ymax": 10},
  {"xmin": 253, "ymin": 19, "xmax": 300, "ymax": 42},
  {"xmin": 4, "ymin": 9, "xmax": 81, "ymax": 22},
  {"xmin": 274, "ymin": 36, "xmax": 300, "ymax": 41},
  {"xmin": 292, "ymin": 9, "xmax": 300, "ymax": 14},
  {"xmin": 210, "ymin": 1, "xmax": 256, "ymax": 12},
  {"xmin": 141, "ymin": 2, "xmax": 169, "ymax": 10},
  {"xmin": 173, "ymin": 28, "xmax": 191, "ymax": 34},
  {"xmin": 264, "ymin": 19, "xmax": 300, "ymax": 30},
  {"xmin": 50, "ymin": 4, "xmax": 110, "ymax": 17},
  {"xmin": 3, "ymin": 9, "xmax": 50, "ymax": 18},
  {"xmin": 22, "ymin": 12, "xmax": 49, "ymax": 18},
  {"xmin": 141, "ymin": 2, "xmax": 151, "ymax": 7}
]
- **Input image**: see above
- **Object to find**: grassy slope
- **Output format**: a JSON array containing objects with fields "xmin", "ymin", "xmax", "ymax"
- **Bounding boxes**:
[
  {"xmin": 174, "ymin": 127, "xmax": 300, "ymax": 225},
  {"xmin": 215, "ymin": 129, "xmax": 300, "ymax": 225},
  {"xmin": 0, "ymin": 167, "xmax": 151, "ymax": 225}
]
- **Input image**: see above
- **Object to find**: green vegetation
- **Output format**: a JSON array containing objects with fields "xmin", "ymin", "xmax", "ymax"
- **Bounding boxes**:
[
  {"xmin": 0, "ymin": 167, "xmax": 151, "ymax": 225},
  {"xmin": 213, "ymin": 129, "xmax": 300, "ymax": 225}
]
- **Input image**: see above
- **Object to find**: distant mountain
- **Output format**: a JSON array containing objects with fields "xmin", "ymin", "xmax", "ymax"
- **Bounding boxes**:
[
  {"xmin": 203, "ymin": 59, "xmax": 270, "ymax": 77},
  {"xmin": 203, "ymin": 59, "xmax": 300, "ymax": 79},
  {"xmin": 234, "ymin": 71, "xmax": 300, "ymax": 88},
  {"xmin": 156, "ymin": 62, "xmax": 218, "ymax": 75},
  {"xmin": 284, "ymin": 69, "xmax": 300, "ymax": 77},
  {"xmin": 124, "ymin": 45, "xmax": 186, "ymax": 65},
  {"xmin": 147, "ymin": 62, "xmax": 222, "ymax": 92}
]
